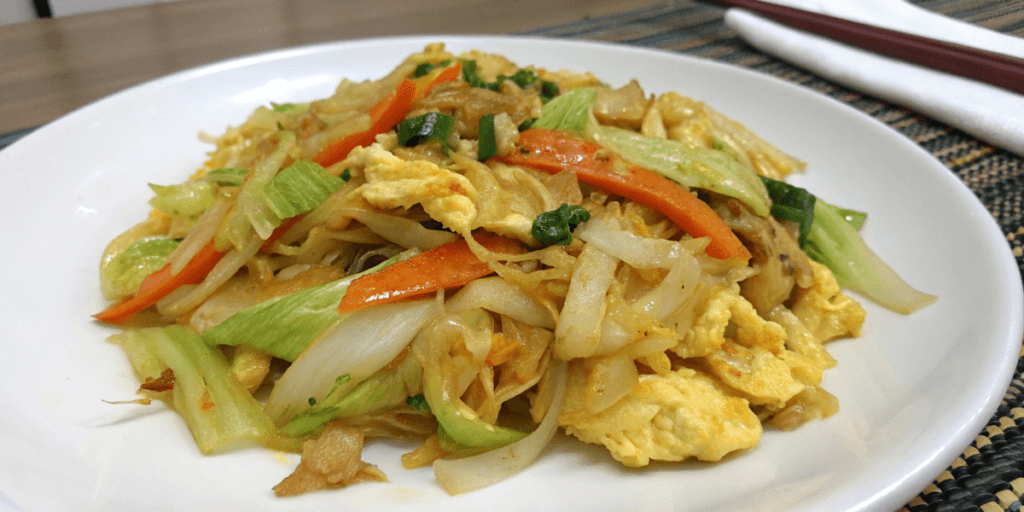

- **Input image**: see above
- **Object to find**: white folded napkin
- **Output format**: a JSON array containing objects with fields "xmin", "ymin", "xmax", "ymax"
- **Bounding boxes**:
[{"xmin": 724, "ymin": 0, "xmax": 1024, "ymax": 157}]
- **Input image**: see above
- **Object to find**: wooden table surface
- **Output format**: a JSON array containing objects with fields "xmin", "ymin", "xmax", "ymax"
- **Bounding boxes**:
[{"xmin": 0, "ymin": 0, "xmax": 659, "ymax": 135}]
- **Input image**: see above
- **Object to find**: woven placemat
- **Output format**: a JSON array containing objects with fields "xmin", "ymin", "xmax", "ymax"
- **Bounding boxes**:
[{"xmin": 519, "ymin": 1, "xmax": 1024, "ymax": 510}]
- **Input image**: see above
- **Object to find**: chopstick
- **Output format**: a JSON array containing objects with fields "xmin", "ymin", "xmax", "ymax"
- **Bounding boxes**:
[{"xmin": 713, "ymin": 0, "xmax": 1024, "ymax": 95}]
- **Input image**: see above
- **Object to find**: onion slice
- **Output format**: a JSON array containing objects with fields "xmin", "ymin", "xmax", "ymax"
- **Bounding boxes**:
[{"xmin": 433, "ymin": 361, "xmax": 567, "ymax": 495}]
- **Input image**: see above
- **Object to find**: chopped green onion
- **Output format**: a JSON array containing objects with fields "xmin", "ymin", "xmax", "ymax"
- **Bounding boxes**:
[
  {"xmin": 398, "ymin": 112, "xmax": 456, "ymax": 149},
  {"xmin": 759, "ymin": 176, "xmax": 816, "ymax": 245},
  {"xmin": 508, "ymin": 69, "xmax": 539, "ymax": 88},
  {"xmin": 339, "ymin": 168, "xmax": 351, "ymax": 182},
  {"xmin": 406, "ymin": 394, "xmax": 430, "ymax": 412},
  {"xmin": 478, "ymin": 113, "xmax": 498, "ymax": 162},
  {"xmin": 461, "ymin": 60, "xmax": 503, "ymax": 91},
  {"xmin": 540, "ymin": 80, "xmax": 560, "ymax": 103},
  {"xmin": 518, "ymin": 118, "xmax": 537, "ymax": 131},
  {"xmin": 532, "ymin": 204, "xmax": 591, "ymax": 246},
  {"xmin": 414, "ymin": 59, "xmax": 453, "ymax": 78}
]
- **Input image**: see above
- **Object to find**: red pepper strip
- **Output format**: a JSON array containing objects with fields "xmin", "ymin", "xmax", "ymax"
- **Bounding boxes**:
[
  {"xmin": 499, "ymin": 129, "xmax": 750, "ymax": 261},
  {"xmin": 93, "ymin": 240, "xmax": 226, "ymax": 324},
  {"xmin": 337, "ymin": 233, "xmax": 523, "ymax": 313},
  {"xmin": 312, "ymin": 79, "xmax": 417, "ymax": 168}
]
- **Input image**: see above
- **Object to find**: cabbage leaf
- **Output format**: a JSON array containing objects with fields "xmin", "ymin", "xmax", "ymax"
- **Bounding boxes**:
[
  {"xmin": 201, "ymin": 251, "xmax": 408, "ymax": 362},
  {"xmin": 112, "ymin": 325, "xmax": 277, "ymax": 454}
]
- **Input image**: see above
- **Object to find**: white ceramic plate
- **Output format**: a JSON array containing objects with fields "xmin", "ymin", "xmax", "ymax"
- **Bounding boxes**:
[{"xmin": 0, "ymin": 36, "xmax": 1020, "ymax": 512}]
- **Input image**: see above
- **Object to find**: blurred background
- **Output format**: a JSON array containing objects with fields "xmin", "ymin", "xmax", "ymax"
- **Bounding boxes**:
[{"xmin": 2, "ymin": 0, "xmax": 185, "ymax": 24}]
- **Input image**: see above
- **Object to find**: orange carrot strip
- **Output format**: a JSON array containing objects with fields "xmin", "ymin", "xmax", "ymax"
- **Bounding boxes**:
[
  {"xmin": 260, "ymin": 214, "xmax": 303, "ymax": 253},
  {"xmin": 499, "ymin": 129, "xmax": 750, "ymax": 261},
  {"xmin": 312, "ymin": 79, "xmax": 417, "ymax": 168},
  {"xmin": 413, "ymin": 60, "xmax": 463, "ymax": 102},
  {"xmin": 337, "ymin": 233, "xmax": 522, "ymax": 313},
  {"xmin": 93, "ymin": 240, "xmax": 226, "ymax": 324}
]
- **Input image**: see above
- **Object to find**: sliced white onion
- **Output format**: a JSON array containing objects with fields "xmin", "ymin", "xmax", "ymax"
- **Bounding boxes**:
[
  {"xmin": 157, "ymin": 234, "xmax": 263, "ymax": 317},
  {"xmin": 583, "ymin": 350, "xmax": 638, "ymax": 414},
  {"xmin": 554, "ymin": 243, "xmax": 618, "ymax": 360},
  {"xmin": 264, "ymin": 298, "xmax": 442, "ymax": 422},
  {"xmin": 632, "ymin": 250, "xmax": 702, "ymax": 323},
  {"xmin": 167, "ymin": 198, "xmax": 231, "ymax": 274},
  {"xmin": 433, "ymin": 361, "xmax": 566, "ymax": 495},
  {"xmin": 578, "ymin": 217, "xmax": 680, "ymax": 269},
  {"xmin": 446, "ymin": 277, "xmax": 556, "ymax": 330},
  {"xmin": 340, "ymin": 207, "xmax": 459, "ymax": 250}
]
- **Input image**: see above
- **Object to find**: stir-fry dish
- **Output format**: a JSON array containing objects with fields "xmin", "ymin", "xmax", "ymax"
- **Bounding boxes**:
[{"xmin": 94, "ymin": 43, "xmax": 936, "ymax": 496}]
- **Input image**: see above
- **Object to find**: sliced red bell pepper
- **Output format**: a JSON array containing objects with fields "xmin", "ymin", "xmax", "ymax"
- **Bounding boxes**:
[{"xmin": 499, "ymin": 128, "xmax": 751, "ymax": 261}]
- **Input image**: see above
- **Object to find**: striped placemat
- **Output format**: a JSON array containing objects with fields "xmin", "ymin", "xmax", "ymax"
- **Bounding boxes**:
[{"xmin": 518, "ymin": 1, "xmax": 1024, "ymax": 511}]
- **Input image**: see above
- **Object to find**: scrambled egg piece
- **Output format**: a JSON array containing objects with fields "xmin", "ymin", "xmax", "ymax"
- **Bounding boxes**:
[
  {"xmin": 767, "ymin": 305, "xmax": 837, "ymax": 386},
  {"xmin": 560, "ymin": 367, "xmax": 761, "ymax": 466},
  {"xmin": 674, "ymin": 282, "xmax": 787, "ymax": 359},
  {"xmin": 704, "ymin": 341, "xmax": 804, "ymax": 408},
  {"xmin": 347, "ymin": 144, "xmax": 478, "ymax": 233},
  {"xmin": 460, "ymin": 158, "xmax": 572, "ymax": 244},
  {"xmin": 790, "ymin": 261, "xmax": 866, "ymax": 342}
]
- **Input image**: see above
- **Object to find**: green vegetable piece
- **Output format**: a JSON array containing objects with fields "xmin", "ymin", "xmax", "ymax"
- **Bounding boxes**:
[
  {"xmin": 518, "ymin": 118, "xmax": 537, "ymax": 131},
  {"xmin": 398, "ymin": 112, "xmax": 456, "ymax": 148},
  {"xmin": 508, "ymin": 69, "xmax": 539, "ymax": 88},
  {"xmin": 540, "ymin": 80, "xmax": 559, "ymax": 103},
  {"xmin": 339, "ymin": 168, "xmax": 351, "ymax": 182},
  {"xmin": 759, "ymin": 176, "xmax": 816, "ymax": 245},
  {"xmin": 532, "ymin": 204, "xmax": 591, "ymax": 246},
  {"xmin": 201, "ymin": 252, "xmax": 406, "ymax": 362},
  {"xmin": 101, "ymin": 237, "xmax": 179, "ymax": 299},
  {"xmin": 406, "ymin": 394, "xmax": 430, "ymax": 412},
  {"xmin": 270, "ymin": 102, "xmax": 308, "ymax": 114},
  {"xmin": 461, "ymin": 60, "xmax": 503, "ymax": 91},
  {"xmin": 586, "ymin": 122, "xmax": 772, "ymax": 217},
  {"xmin": 833, "ymin": 206, "xmax": 867, "ymax": 230},
  {"xmin": 758, "ymin": 176, "xmax": 935, "ymax": 313},
  {"xmin": 414, "ymin": 62, "xmax": 435, "ymax": 78},
  {"xmin": 804, "ymin": 200, "xmax": 936, "ymax": 314},
  {"xmin": 414, "ymin": 59, "xmax": 453, "ymax": 78},
  {"xmin": 478, "ymin": 113, "xmax": 498, "ymax": 162},
  {"xmin": 533, "ymin": 88, "xmax": 597, "ymax": 133},
  {"xmin": 112, "ymin": 325, "xmax": 277, "ymax": 454},
  {"xmin": 262, "ymin": 160, "xmax": 345, "ymax": 219},
  {"xmin": 204, "ymin": 168, "xmax": 248, "ymax": 187},
  {"xmin": 148, "ymin": 180, "xmax": 216, "ymax": 222},
  {"xmin": 279, "ymin": 351, "xmax": 422, "ymax": 437}
]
